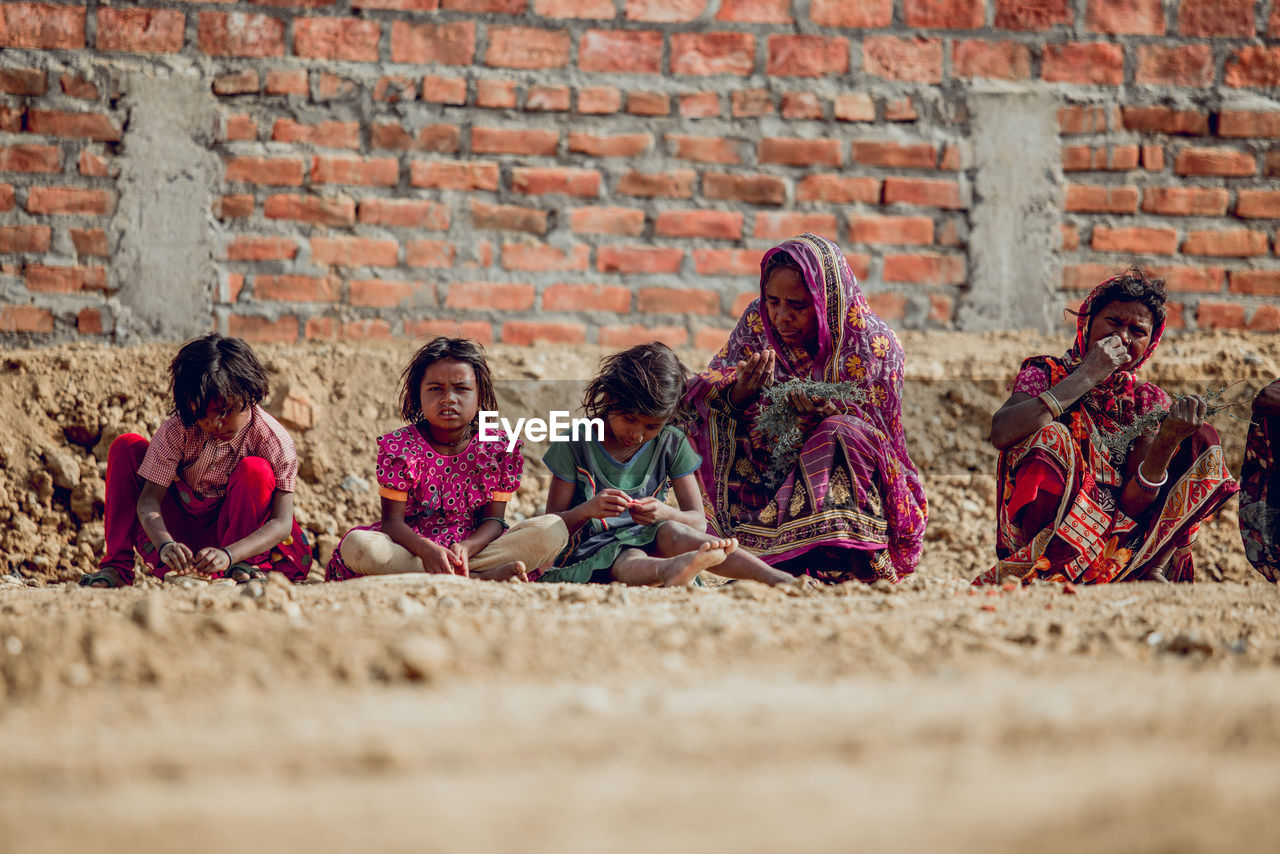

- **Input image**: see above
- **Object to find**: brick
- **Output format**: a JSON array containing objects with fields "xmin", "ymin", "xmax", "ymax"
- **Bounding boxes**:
[
  {"xmin": 441, "ymin": 0, "xmax": 526, "ymax": 10},
  {"xmin": 852, "ymin": 141, "xmax": 938, "ymax": 169},
  {"xmin": 1218, "ymin": 112, "xmax": 1280, "ymax": 138},
  {"xmin": 848, "ymin": 215, "xmax": 934, "ymax": 246},
  {"xmin": 1135, "ymin": 46, "xmax": 1213, "ymax": 88},
  {"xmin": 1063, "ymin": 184, "xmax": 1139, "ymax": 213},
  {"xmin": 885, "ymin": 99, "xmax": 917, "ymax": 121},
  {"xmin": 26, "ymin": 187, "xmax": 114, "ymax": 215},
  {"xmin": 599, "ymin": 325, "xmax": 688, "ymax": 348},
  {"xmin": 863, "ymin": 293, "xmax": 906, "ymax": 322},
  {"xmin": 0, "ymin": 68, "xmax": 46, "ymax": 95},
  {"xmin": 579, "ymin": 29, "xmax": 662, "ymax": 73},
  {"xmin": 781, "ymin": 92, "xmax": 822, "ymax": 120},
  {"xmin": 1236, "ymin": 191, "xmax": 1280, "ymax": 219},
  {"xmin": 76, "ymin": 308, "xmax": 104, "ymax": 335},
  {"xmin": 358, "ymin": 199, "xmax": 450, "ymax": 230},
  {"xmin": 512, "ymin": 167, "xmax": 601, "ymax": 197},
  {"xmin": 995, "ymin": 0, "xmax": 1072, "ymax": 29},
  {"xmin": 1061, "ymin": 264, "xmax": 1118, "ymax": 290},
  {"xmin": 404, "ymin": 239, "xmax": 455, "ymax": 268},
  {"xmin": 534, "ymin": 0, "xmax": 616, "ymax": 16},
  {"xmin": 1061, "ymin": 145, "xmax": 1140, "ymax": 172},
  {"xmin": 471, "ymin": 201, "xmax": 548, "ymax": 234},
  {"xmin": 410, "ymin": 159, "xmax": 499, "ymax": 190},
  {"xmin": 569, "ymin": 206, "xmax": 645, "ymax": 235},
  {"xmin": 904, "ymin": 0, "xmax": 984, "ymax": 28},
  {"xmin": 472, "ymin": 80, "xmax": 516, "ymax": 110},
  {"xmin": 1230, "ymin": 271, "xmax": 1280, "ymax": 296},
  {"xmin": 1042, "ymin": 43, "xmax": 1124, "ymax": 84},
  {"xmin": 882, "ymin": 254, "xmax": 965, "ymax": 285},
  {"xmin": 1268, "ymin": 153, "xmax": 1280, "ymax": 177},
  {"xmin": 0, "ymin": 226, "xmax": 52, "ymax": 253},
  {"xmin": 26, "ymin": 109, "xmax": 121, "ymax": 142},
  {"xmin": 1178, "ymin": 0, "xmax": 1255, "ymax": 36},
  {"xmin": 255, "ymin": 275, "xmax": 339, "ymax": 303},
  {"xmin": 797, "ymin": 175, "xmax": 881, "ymax": 204},
  {"xmin": 810, "ymin": 0, "xmax": 892, "ymax": 26},
  {"xmin": 447, "ymin": 283, "xmax": 535, "ymax": 311},
  {"xmin": 1149, "ymin": 264, "xmax": 1225, "ymax": 293},
  {"xmin": 732, "ymin": 89, "xmax": 773, "ymax": 117},
  {"xmin": 1183, "ymin": 229, "xmax": 1269, "ymax": 257},
  {"xmin": 1174, "ymin": 148, "xmax": 1255, "ymax": 177},
  {"xmin": 543, "ymin": 283, "xmax": 632, "ymax": 312},
  {"xmin": 1061, "ymin": 223, "xmax": 1080, "ymax": 251},
  {"xmin": 627, "ymin": 92, "xmax": 670, "ymax": 116},
  {"xmin": 227, "ymin": 236, "xmax": 297, "ymax": 262},
  {"xmin": 625, "ymin": 0, "xmax": 705, "ymax": 21},
  {"xmin": 97, "ymin": 7, "xmax": 184, "ymax": 53},
  {"xmin": 312, "ymin": 156, "xmax": 399, "ymax": 186},
  {"xmin": 1141, "ymin": 145, "xmax": 1164, "ymax": 171},
  {"xmin": 229, "ymin": 315, "xmax": 298, "ymax": 343},
  {"xmin": 293, "ymin": 17, "xmax": 380, "ymax": 61},
  {"xmin": 213, "ymin": 70, "xmax": 259, "ymax": 96},
  {"xmin": 569, "ymin": 132, "xmax": 652, "ymax": 158},
  {"xmin": 753, "ymin": 212, "xmax": 838, "ymax": 241},
  {"xmin": 618, "ymin": 169, "xmax": 696, "ymax": 198},
  {"xmin": 954, "ymin": 40, "xmax": 1032, "ymax": 80},
  {"xmin": 390, "ymin": 20, "xmax": 475, "ymax": 64},
  {"xmin": 1196, "ymin": 301, "xmax": 1247, "ymax": 329},
  {"xmin": 0, "ymin": 145, "xmax": 59, "ymax": 173},
  {"xmin": 1225, "ymin": 47, "xmax": 1280, "ymax": 88},
  {"xmin": 1120, "ymin": 106, "xmax": 1208, "ymax": 135},
  {"xmin": 526, "ymin": 86, "xmax": 570, "ymax": 111},
  {"xmin": 198, "ymin": 12, "xmax": 285, "ymax": 57},
  {"xmin": 1058, "ymin": 105, "xmax": 1112, "ymax": 134},
  {"xmin": 348, "ymin": 279, "xmax": 420, "ymax": 308},
  {"xmin": 265, "ymin": 70, "xmax": 308, "ymax": 95},
  {"xmin": 833, "ymin": 94, "xmax": 875, "ymax": 123},
  {"xmin": 374, "ymin": 75, "xmax": 417, "ymax": 104},
  {"xmin": 730, "ymin": 293, "xmax": 758, "ymax": 315},
  {"xmin": 716, "ymin": 0, "xmax": 792, "ymax": 22},
  {"xmin": 486, "ymin": 26, "xmax": 570, "ymax": 68},
  {"xmin": 314, "ymin": 319, "xmax": 394, "ymax": 341},
  {"xmin": 597, "ymin": 246, "xmax": 684, "ymax": 275},
  {"xmin": 69, "ymin": 228, "xmax": 108, "ymax": 257},
  {"xmin": 767, "ymin": 35, "xmax": 850, "ymax": 78},
  {"xmin": 0, "ymin": 106, "xmax": 21, "ymax": 134},
  {"xmin": 695, "ymin": 250, "xmax": 762, "ymax": 277},
  {"xmin": 863, "ymin": 37, "xmax": 943, "ymax": 84},
  {"xmin": 311, "ymin": 237, "xmax": 398, "ymax": 267},
  {"xmin": 0, "ymin": 3, "xmax": 85, "ymax": 49},
  {"xmin": 0, "ymin": 305, "xmax": 54, "ymax": 333},
  {"xmin": 422, "ymin": 76, "xmax": 467, "ymax": 105},
  {"xmin": 0, "ymin": 185, "xmax": 13, "ymax": 212},
  {"xmin": 668, "ymin": 134, "xmax": 742, "ymax": 164},
  {"xmin": 841, "ymin": 255, "xmax": 876, "ymax": 281},
  {"xmin": 703, "ymin": 173, "xmax": 786, "ymax": 206},
  {"xmin": 638, "ymin": 287, "xmax": 719, "ymax": 315},
  {"xmin": 1247, "ymin": 305, "xmax": 1280, "ymax": 332},
  {"xmin": 472, "ymin": 127, "xmax": 559, "ymax": 156},
  {"xmin": 371, "ymin": 123, "xmax": 461, "ymax": 153},
  {"xmin": 671, "ymin": 33, "xmax": 755, "ymax": 76},
  {"xmin": 759, "ymin": 137, "xmax": 841, "ymax": 167},
  {"xmin": 225, "ymin": 157, "xmax": 305, "ymax": 186},
  {"xmin": 224, "ymin": 273, "xmax": 245, "ymax": 304},
  {"xmin": 501, "ymin": 242, "xmax": 590, "ymax": 272},
  {"xmin": 679, "ymin": 93, "xmax": 720, "ymax": 118},
  {"xmin": 883, "ymin": 177, "xmax": 965, "ymax": 210},
  {"xmin": 1085, "ymin": 0, "xmax": 1165, "ymax": 34},
  {"xmin": 405, "ymin": 319, "xmax": 493, "ymax": 343},
  {"xmin": 224, "ymin": 114, "xmax": 256, "ymax": 142},
  {"xmin": 578, "ymin": 87, "xmax": 622, "ymax": 114},
  {"xmin": 25, "ymin": 264, "xmax": 106, "ymax": 293},
  {"xmin": 1091, "ymin": 226, "xmax": 1178, "ymax": 254},
  {"xmin": 217, "ymin": 195, "xmax": 253, "ymax": 219},
  {"xmin": 263, "ymin": 194, "xmax": 355, "ymax": 226},
  {"xmin": 271, "ymin": 119, "xmax": 359, "ymax": 149},
  {"xmin": 500, "ymin": 322, "xmax": 587, "ymax": 346},
  {"xmin": 656, "ymin": 210, "xmax": 743, "ymax": 240},
  {"xmin": 1142, "ymin": 187, "xmax": 1228, "ymax": 216}
]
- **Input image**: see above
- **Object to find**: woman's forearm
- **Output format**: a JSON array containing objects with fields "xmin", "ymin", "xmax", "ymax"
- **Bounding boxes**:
[{"xmin": 990, "ymin": 372, "xmax": 1100, "ymax": 450}]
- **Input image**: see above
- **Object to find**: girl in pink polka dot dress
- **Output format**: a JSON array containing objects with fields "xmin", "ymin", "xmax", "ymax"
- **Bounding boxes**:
[{"xmin": 327, "ymin": 337, "xmax": 567, "ymax": 582}]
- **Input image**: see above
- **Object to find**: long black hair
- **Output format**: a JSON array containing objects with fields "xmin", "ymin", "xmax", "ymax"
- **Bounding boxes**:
[
  {"xmin": 400, "ymin": 337, "xmax": 496, "ymax": 424},
  {"xmin": 169, "ymin": 334, "xmax": 269, "ymax": 427},
  {"xmin": 583, "ymin": 342, "xmax": 691, "ymax": 423},
  {"xmin": 1076, "ymin": 267, "xmax": 1168, "ymax": 329}
]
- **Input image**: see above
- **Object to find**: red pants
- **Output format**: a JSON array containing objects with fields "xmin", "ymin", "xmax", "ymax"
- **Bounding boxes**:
[{"xmin": 101, "ymin": 434, "xmax": 311, "ymax": 584}]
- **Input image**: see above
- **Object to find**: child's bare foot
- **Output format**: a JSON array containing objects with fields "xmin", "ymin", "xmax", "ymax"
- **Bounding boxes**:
[
  {"xmin": 654, "ymin": 542, "xmax": 727, "ymax": 586},
  {"xmin": 475, "ymin": 560, "xmax": 528, "ymax": 582}
]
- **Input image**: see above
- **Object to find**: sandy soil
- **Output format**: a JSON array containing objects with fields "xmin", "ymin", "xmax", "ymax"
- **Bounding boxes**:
[{"xmin": 2, "ymin": 333, "xmax": 1280, "ymax": 852}]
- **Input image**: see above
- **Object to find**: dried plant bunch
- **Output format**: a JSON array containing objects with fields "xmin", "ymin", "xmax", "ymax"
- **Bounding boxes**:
[
  {"xmin": 1094, "ymin": 383, "xmax": 1244, "ymax": 462},
  {"xmin": 755, "ymin": 379, "xmax": 871, "ymax": 488}
]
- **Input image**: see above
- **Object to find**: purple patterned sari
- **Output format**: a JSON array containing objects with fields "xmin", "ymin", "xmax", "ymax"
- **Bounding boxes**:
[{"xmin": 684, "ymin": 234, "xmax": 928, "ymax": 581}]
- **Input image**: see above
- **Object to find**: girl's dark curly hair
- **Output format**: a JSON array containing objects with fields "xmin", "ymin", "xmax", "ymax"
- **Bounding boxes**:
[
  {"xmin": 400, "ymin": 337, "xmax": 496, "ymax": 425},
  {"xmin": 169, "ymin": 334, "xmax": 269, "ymax": 427},
  {"xmin": 1074, "ymin": 267, "xmax": 1168, "ymax": 329},
  {"xmin": 583, "ymin": 342, "xmax": 691, "ymax": 423}
]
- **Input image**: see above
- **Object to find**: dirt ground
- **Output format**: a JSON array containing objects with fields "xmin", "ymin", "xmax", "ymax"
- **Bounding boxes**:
[{"xmin": 2, "ymin": 333, "xmax": 1280, "ymax": 853}]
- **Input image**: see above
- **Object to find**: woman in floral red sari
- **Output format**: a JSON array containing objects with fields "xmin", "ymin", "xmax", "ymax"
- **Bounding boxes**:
[
  {"xmin": 979, "ymin": 269, "xmax": 1238, "ymax": 585},
  {"xmin": 684, "ymin": 234, "xmax": 927, "ymax": 583}
]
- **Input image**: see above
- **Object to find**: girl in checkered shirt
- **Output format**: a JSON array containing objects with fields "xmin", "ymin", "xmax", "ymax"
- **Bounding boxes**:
[{"xmin": 80, "ymin": 334, "xmax": 312, "ymax": 587}]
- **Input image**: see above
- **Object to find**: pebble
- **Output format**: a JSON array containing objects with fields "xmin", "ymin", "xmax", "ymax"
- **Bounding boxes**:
[
  {"xmin": 130, "ymin": 593, "xmax": 167, "ymax": 633},
  {"xmin": 44, "ymin": 449, "xmax": 81, "ymax": 490},
  {"xmin": 393, "ymin": 635, "xmax": 449, "ymax": 681},
  {"xmin": 340, "ymin": 474, "xmax": 371, "ymax": 493},
  {"xmin": 395, "ymin": 595, "xmax": 425, "ymax": 616},
  {"xmin": 4, "ymin": 636, "xmax": 22, "ymax": 655}
]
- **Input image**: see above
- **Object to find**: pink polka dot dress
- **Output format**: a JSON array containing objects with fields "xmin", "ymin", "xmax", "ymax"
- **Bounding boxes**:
[{"xmin": 327, "ymin": 424, "xmax": 522, "ymax": 581}]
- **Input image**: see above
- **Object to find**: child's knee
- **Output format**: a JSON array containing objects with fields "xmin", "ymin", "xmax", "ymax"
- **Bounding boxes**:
[
  {"xmin": 107, "ymin": 433, "xmax": 149, "ymax": 468},
  {"xmin": 229, "ymin": 456, "xmax": 276, "ymax": 489},
  {"xmin": 340, "ymin": 530, "xmax": 417, "ymax": 575}
]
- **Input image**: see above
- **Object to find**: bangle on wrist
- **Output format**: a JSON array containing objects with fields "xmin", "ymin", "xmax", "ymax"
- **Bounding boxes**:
[
  {"xmin": 1038, "ymin": 390, "xmax": 1063, "ymax": 418},
  {"xmin": 218, "ymin": 547, "xmax": 234, "ymax": 566},
  {"xmin": 1137, "ymin": 467, "xmax": 1168, "ymax": 491},
  {"xmin": 480, "ymin": 515, "xmax": 510, "ymax": 532},
  {"xmin": 157, "ymin": 540, "xmax": 176, "ymax": 557}
]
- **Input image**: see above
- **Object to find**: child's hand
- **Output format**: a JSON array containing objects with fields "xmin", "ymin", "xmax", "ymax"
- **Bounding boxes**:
[
  {"xmin": 418, "ymin": 541, "xmax": 464, "ymax": 575},
  {"xmin": 192, "ymin": 546, "xmax": 232, "ymax": 576},
  {"xmin": 159, "ymin": 541, "xmax": 194, "ymax": 573},
  {"xmin": 585, "ymin": 488, "xmax": 631, "ymax": 519},
  {"xmin": 449, "ymin": 542, "xmax": 471, "ymax": 578},
  {"xmin": 627, "ymin": 497, "xmax": 667, "ymax": 526}
]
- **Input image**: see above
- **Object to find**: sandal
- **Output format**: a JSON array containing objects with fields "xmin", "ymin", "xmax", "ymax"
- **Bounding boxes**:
[
  {"xmin": 228, "ymin": 562, "xmax": 267, "ymax": 584},
  {"xmin": 78, "ymin": 567, "xmax": 126, "ymax": 588}
]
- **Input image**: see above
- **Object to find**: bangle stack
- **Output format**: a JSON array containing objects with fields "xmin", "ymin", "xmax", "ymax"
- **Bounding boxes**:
[
  {"xmin": 1038, "ymin": 390, "xmax": 1064, "ymax": 418},
  {"xmin": 1137, "ymin": 467, "xmax": 1168, "ymax": 491}
]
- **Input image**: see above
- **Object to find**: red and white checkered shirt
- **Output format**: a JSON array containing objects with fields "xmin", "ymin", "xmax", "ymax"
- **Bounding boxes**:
[{"xmin": 137, "ymin": 405, "xmax": 298, "ymax": 499}]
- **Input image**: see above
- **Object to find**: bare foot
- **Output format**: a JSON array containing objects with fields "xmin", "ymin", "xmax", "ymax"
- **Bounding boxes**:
[
  {"xmin": 474, "ymin": 560, "xmax": 528, "ymax": 582},
  {"xmin": 705, "ymin": 537, "xmax": 738, "ymax": 557},
  {"xmin": 654, "ymin": 542, "xmax": 727, "ymax": 587}
]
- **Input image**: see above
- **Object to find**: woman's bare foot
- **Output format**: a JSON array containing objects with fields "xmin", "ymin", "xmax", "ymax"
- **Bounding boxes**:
[
  {"xmin": 474, "ymin": 560, "xmax": 528, "ymax": 582},
  {"xmin": 653, "ymin": 542, "xmax": 727, "ymax": 586}
]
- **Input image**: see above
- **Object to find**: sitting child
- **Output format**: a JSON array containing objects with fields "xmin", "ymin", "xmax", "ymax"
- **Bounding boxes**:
[
  {"xmin": 541, "ymin": 342, "xmax": 794, "ymax": 587},
  {"xmin": 81, "ymin": 334, "xmax": 312, "ymax": 587},
  {"xmin": 327, "ymin": 336, "xmax": 567, "ymax": 582}
]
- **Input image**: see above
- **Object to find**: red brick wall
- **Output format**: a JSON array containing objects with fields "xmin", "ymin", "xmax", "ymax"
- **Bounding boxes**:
[{"xmin": 2, "ymin": 1, "xmax": 1280, "ymax": 342}]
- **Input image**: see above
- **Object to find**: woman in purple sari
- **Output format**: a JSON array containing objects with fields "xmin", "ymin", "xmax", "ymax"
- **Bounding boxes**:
[{"xmin": 684, "ymin": 234, "xmax": 927, "ymax": 582}]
